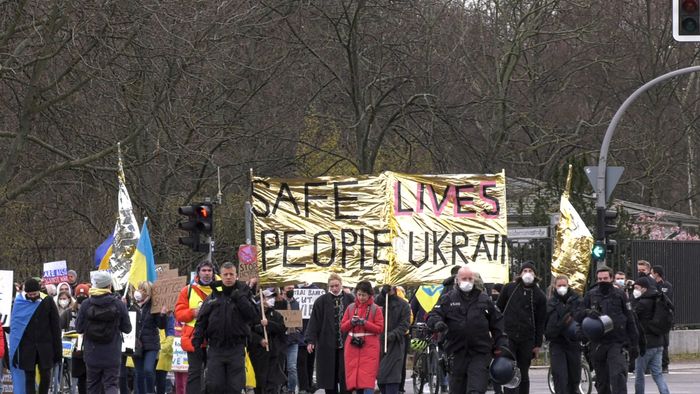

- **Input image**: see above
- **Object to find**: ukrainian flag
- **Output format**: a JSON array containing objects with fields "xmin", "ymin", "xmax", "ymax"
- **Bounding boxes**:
[
  {"xmin": 128, "ymin": 218, "xmax": 158, "ymax": 288},
  {"xmin": 95, "ymin": 230, "xmax": 115, "ymax": 270}
]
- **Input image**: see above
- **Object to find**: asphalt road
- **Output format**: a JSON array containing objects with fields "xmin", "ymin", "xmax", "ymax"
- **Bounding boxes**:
[{"xmin": 404, "ymin": 361, "xmax": 700, "ymax": 393}]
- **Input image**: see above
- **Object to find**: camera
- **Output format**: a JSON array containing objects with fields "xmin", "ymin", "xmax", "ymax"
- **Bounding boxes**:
[{"xmin": 350, "ymin": 336, "xmax": 364, "ymax": 348}]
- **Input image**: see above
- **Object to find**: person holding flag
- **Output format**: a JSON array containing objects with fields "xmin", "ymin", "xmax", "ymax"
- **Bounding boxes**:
[{"xmin": 9, "ymin": 278, "xmax": 62, "ymax": 394}]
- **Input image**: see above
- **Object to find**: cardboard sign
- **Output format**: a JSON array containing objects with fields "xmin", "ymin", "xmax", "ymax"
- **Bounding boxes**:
[
  {"xmin": 155, "ymin": 265, "xmax": 179, "ymax": 280},
  {"xmin": 152, "ymin": 276, "xmax": 187, "ymax": 313},
  {"xmin": 277, "ymin": 309, "xmax": 303, "ymax": 328},
  {"xmin": 238, "ymin": 245, "xmax": 259, "ymax": 282},
  {"xmin": 171, "ymin": 337, "xmax": 189, "ymax": 372},
  {"xmin": 121, "ymin": 311, "xmax": 137, "ymax": 352},
  {"xmin": 43, "ymin": 260, "xmax": 68, "ymax": 285},
  {"xmin": 294, "ymin": 288, "xmax": 326, "ymax": 319},
  {"xmin": 0, "ymin": 270, "xmax": 13, "ymax": 327}
]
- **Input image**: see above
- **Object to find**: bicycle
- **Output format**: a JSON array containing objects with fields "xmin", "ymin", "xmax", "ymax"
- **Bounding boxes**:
[
  {"xmin": 410, "ymin": 323, "xmax": 448, "ymax": 394},
  {"xmin": 52, "ymin": 331, "xmax": 79, "ymax": 394},
  {"xmin": 546, "ymin": 342, "xmax": 593, "ymax": 394}
]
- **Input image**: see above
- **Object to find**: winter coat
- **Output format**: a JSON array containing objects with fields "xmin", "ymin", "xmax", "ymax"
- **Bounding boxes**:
[
  {"xmin": 75, "ymin": 293, "xmax": 132, "ymax": 369},
  {"xmin": 632, "ymin": 288, "xmax": 664, "ymax": 349},
  {"xmin": 579, "ymin": 282, "xmax": 638, "ymax": 347},
  {"xmin": 545, "ymin": 289, "xmax": 583, "ymax": 348},
  {"xmin": 15, "ymin": 295, "xmax": 62, "ymax": 371},
  {"xmin": 249, "ymin": 307, "xmax": 288, "ymax": 390},
  {"xmin": 193, "ymin": 281, "xmax": 257, "ymax": 350},
  {"xmin": 132, "ymin": 300, "xmax": 166, "ymax": 352},
  {"xmin": 0, "ymin": 321, "xmax": 5, "ymax": 359},
  {"xmin": 496, "ymin": 278, "xmax": 547, "ymax": 346},
  {"xmin": 427, "ymin": 288, "xmax": 507, "ymax": 355},
  {"xmin": 305, "ymin": 292, "xmax": 354, "ymax": 390},
  {"xmin": 156, "ymin": 315, "xmax": 176, "ymax": 372},
  {"xmin": 341, "ymin": 298, "xmax": 384, "ymax": 390},
  {"xmin": 376, "ymin": 294, "xmax": 410, "ymax": 385}
]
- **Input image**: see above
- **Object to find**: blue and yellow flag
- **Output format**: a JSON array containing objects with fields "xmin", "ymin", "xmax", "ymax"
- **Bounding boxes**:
[
  {"xmin": 128, "ymin": 218, "xmax": 157, "ymax": 288},
  {"xmin": 415, "ymin": 284, "xmax": 444, "ymax": 314},
  {"xmin": 95, "ymin": 229, "xmax": 115, "ymax": 270}
]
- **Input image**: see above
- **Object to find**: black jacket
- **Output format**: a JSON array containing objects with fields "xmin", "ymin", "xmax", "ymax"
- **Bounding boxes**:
[
  {"xmin": 249, "ymin": 307, "xmax": 288, "ymax": 389},
  {"xmin": 545, "ymin": 289, "xmax": 582, "ymax": 347},
  {"xmin": 579, "ymin": 282, "xmax": 638, "ymax": 347},
  {"xmin": 656, "ymin": 280, "xmax": 673, "ymax": 302},
  {"xmin": 496, "ymin": 278, "xmax": 547, "ymax": 347},
  {"xmin": 632, "ymin": 288, "xmax": 664, "ymax": 349},
  {"xmin": 193, "ymin": 281, "xmax": 257, "ymax": 349},
  {"xmin": 16, "ymin": 295, "xmax": 62, "ymax": 371},
  {"xmin": 132, "ymin": 300, "xmax": 166, "ymax": 352},
  {"xmin": 427, "ymin": 288, "xmax": 507, "ymax": 355},
  {"xmin": 76, "ymin": 293, "xmax": 132, "ymax": 369}
]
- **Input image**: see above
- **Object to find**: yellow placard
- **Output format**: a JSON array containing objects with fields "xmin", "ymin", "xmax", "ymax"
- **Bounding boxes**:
[{"xmin": 252, "ymin": 171, "xmax": 508, "ymax": 285}]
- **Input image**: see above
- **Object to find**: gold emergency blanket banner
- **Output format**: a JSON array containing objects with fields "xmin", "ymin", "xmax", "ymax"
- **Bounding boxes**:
[
  {"xmin": 551, "ymin": 165, "xmax": 593, "ymax": 293},
  {"xmin": 252, "ymin": 171, "xmax": 508, "ymax": 286}
]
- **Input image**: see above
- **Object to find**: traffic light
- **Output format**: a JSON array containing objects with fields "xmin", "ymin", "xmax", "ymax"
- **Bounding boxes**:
[
  {"xmin": 591, "ymin": 240, "xmax": 606, "ymax": 262},
  {"xmin": 674, "ymin": 0, "xmax": 700, "ymax": 41},
  {"xmin": 178, "ymin": 204, "xmax": 200, "ymax": 251},
  {"xmin": 603, "ymin": 209, "xmax": 618, "ymax": 239},
  {"xmin": 195, "ymin": 203, "xmax": 213, "ymax": 237}
]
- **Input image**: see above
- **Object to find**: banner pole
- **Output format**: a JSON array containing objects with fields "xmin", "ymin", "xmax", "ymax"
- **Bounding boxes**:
[
  {"xmin": 384, "ymin": 292, "xmax": 389, "ymax": 353},
  {"xmin": 260, "ymin": 287, "xmax": 269, "ymax": 351}
]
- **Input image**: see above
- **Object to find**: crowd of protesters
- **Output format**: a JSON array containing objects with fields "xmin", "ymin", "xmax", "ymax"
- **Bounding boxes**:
[{"xmin": 0, "ymin": 257, "xmax": 676, "ymax": 394}]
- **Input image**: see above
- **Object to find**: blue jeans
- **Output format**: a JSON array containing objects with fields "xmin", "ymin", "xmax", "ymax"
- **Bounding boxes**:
[
  {"xmin": 133, "ymin": 350, "xmax": 158, "ymax": 394},
  {"xmin": 635, "ymin": 346, "xmax": 670, "ymax": 394},
  {"xmin": 286, "ymin": 344, "xmax": 299, "ymax": 392}
]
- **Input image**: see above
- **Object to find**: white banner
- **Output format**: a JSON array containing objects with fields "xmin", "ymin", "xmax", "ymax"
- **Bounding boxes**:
[
  {"xmin": 0, "ymin": 270, "xmax": 13, "ymax": 327},
  {"xmin": 43, "ymin": 260, "xmax": 68, "ymax": 285},
  {"xmin": 294, "ymin": 288, "xmax": 326, "ymax": 319}
]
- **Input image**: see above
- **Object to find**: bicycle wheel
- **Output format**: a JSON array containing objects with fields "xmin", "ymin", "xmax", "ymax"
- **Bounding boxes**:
[
  {"xmin": 579, "ymin": 360, "xmax": 593, "ymax": 394},
  {"xmin": 60, "ymin": 360, "xmax": 73, "ymax": 394},
  {"xmin": 547, "ymin": 365, "xmax": 555, "ymax": 394},
  {"xmin": 426, "ymin": 349, "xmax": 439, "ymax": 394},
  {"xmin": 412, "ymin": 352, "xmax": 430, "ymax": 394}
]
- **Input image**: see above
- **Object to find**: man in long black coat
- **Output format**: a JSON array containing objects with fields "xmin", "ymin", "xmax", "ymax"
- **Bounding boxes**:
[
  {"xmin": 305, "ymin": 274, "xmax": 354, "ymax": 394},
  {"xmin": 375, "ymin": 286, "xmax": 411, "ymax": 394},
  {"xmin": 15, "ymin": 278, "xmax": 62, "ymax": 394}
]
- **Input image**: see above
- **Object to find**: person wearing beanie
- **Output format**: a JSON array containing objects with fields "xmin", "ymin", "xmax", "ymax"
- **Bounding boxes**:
[
  {"xmin": 174, "ymin": 259, "xmax": 218, "ymax": 394},
  {"xmin": 631, "ymin": 275, "xmax": 670, "ymax": 393},
  {"xmin": 67, "ymin": 270, "xmax": 79, "ymax": 293},
  {"xmin": 76, "ymin": 271, "xmax": 132, "ymax": 394},
  {"xmin": 650, "ymin": 265, "xmax": 673, "ymax": 373},
  {"xmin": 9, "ymin": 278, "xmax": 62, "ymax": 394},
  {"xmin": 495, "ymin": 261, "xmax": 547, "ymax": 394}
]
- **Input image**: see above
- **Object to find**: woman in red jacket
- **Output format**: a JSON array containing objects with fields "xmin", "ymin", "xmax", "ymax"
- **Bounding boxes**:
[{"xmin": 341, "ymin": 281, "xmax": 384, "ymax": 394}]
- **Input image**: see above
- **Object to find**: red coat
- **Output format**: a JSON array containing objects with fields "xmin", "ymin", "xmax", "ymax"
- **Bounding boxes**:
[{"xmin": 341, "ymin": 298, "xmax": 384, "ymax": 390}]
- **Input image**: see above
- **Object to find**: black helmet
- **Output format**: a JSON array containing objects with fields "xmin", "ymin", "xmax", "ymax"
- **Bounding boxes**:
[
  {"xmin": 490, "ymin": 353, "xmax": 521, "ymax": 388},
  {"xmin": 581, "ymin": 315, "xmax": 614, "ymax": 341}
]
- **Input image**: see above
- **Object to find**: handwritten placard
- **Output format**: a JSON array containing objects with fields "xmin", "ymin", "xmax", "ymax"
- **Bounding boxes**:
[
  {"xmin": 0, "ymin": 270, "xmax": 13, "ymax": 327},
  {"xmin": 43, "ymin": 260, "xmax": 68, "ymax": 285},
  {"xmin": 152, "ymin": 277, "xmax": 187, "ymax": 313},
  {"xmin": 171, "ymin": 337, "xmax": 189, "ymax": 372},
  {"xmin": 277, "ymin": 309, "xmax": 303, "ymax": 328},
  {"xmin": 294, "ymin": 288, "xmax": 326, "ymax": 319},
  {"xmin": 237, "ymin": 244, "xmax": 259, "ymax": 282}
]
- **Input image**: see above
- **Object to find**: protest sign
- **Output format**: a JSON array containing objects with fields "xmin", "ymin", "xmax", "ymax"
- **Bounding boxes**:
[
  {"xmin": 253, "ymin": 171, "xmax": 509, "ymax": 285},
  {"xmin": 294, "ymin": 288, "xmax": 326, "ymax": 319},
  {"xmin": 278, "ymin": 309, "xmax": 303, "ymax": 328},
  {"xmin": 171, "ymin": 337, "xmax": 189, "ymax": 372},
  {"xmin": 152, "ymin": 276, "xmax": 187, "ymax": 313},
  {"xmin": 0, "ymin": 270, "xmax": 13, "ymax": 327},
  {"xmin": 122, "ymin": 311, "xmax": 137, "ymax": 352},
  {"xmin": 238, "ymin": 244, "xmax": 259, "ymax": 282},
  {"xmin": 43, "ymin": 260, "xmax": 68, "ymax": 285}
]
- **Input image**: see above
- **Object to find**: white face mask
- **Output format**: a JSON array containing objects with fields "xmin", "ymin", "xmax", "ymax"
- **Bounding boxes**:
[
  {"xmin": 265, "ymin": 298, "xmax": 276, "ymax": 308},
  {"xmin": 133, "ymin": 291, "xmax": 143, "ymax": 302},
  {"xmin": 458, "ymin": 280, "xmax": 474, "ymax": 292},
  {"xmin": 556, "ymin": 286, "xmax": 568, "ymax": 296},
  {"xmin": 615, "ymin": 279, "xmax": 625, "ymax": 287},
  {"xmin": 633, "ymin": 289, "xmax": 643, "ymax": 299},
  {"xmin": 522, "ymin": 273, "xmax": 535, "ymax": 284},
  {"xmin": 59, "ymin": 299, "xmax": 70, "ymax": 308}
]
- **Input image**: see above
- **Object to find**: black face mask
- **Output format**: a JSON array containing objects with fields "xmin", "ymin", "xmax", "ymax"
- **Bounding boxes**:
[
  {"xmin": 286, "ymin": 290, "xmax": 295, "ymax": 299},
  {"xmin": 598, "ymin": 282, "xmax": 613, "ymax": 293},
  {"xmin": 638, "ymin": 272, "xmax": 647, "ymax": 277},
  {"xmin": 26, "ymin": 296, "xmax": 41, "ymax": 302},
  {"xmin": 491, "ymin": 294, "xmax": 499, "ymax": 303},
  {"xmin": 76, "ymin": 296, "xmax": 88, "ymax": 304}
]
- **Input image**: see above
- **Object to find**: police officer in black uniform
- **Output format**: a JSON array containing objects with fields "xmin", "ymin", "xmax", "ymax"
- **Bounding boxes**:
[
  {"xmin": 427, "ymin": 265, "xmax": 508, "ymax": 394},
  {"xmin": 545, "ymin": 274, "xmax": 583, "ymax": 394},
  {"xmin": 579, "ymin": 265, "xmax": 639, "ymax": 394},
  {"xmin": 496, "ymin": 261, "xmax": 547, "ymax": 394}
]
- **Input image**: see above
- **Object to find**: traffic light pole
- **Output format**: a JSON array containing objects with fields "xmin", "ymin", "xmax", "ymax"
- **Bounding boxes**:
[{"xmin": 595, "ymin": 65, "xmax": 700, "ymax": 237}]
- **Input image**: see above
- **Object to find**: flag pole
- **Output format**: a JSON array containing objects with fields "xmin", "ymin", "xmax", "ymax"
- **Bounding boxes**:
[
  {"xmin": 259, "ymin": 287, "xmax": 269, "ymax": 351},
  {"xmin": 384, "ymin": 291, "xmax": 389, "ymax": 353}
]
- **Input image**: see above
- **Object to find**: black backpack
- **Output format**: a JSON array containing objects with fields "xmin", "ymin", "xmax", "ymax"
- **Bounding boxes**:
[
  {"xmin": 648, "ymin": 293, "xmax": 674, "ymax": 335},
  {"xmin": 85, "ymin": 301, "xmax": 119, "ymax": 343}
]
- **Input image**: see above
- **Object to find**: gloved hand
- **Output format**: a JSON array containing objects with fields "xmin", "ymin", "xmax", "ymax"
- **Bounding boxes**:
[
  {"xmin": 640, "ymin": 344, "xmax": 647, "ymax": 357},
  {"xmin": 587, "ymin": 309, "xmax": 601, "ymax": 319},
  {"xmin": 434, "ymin": 321, "xmax": 448, "ymax": 332},
  {"xmin": 628, "ymin": 346, "xmax": 639, "ymax": 360},
  {"xmin": 380, "ymin": 285, "xmax": 391, "ymax": 298}
]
